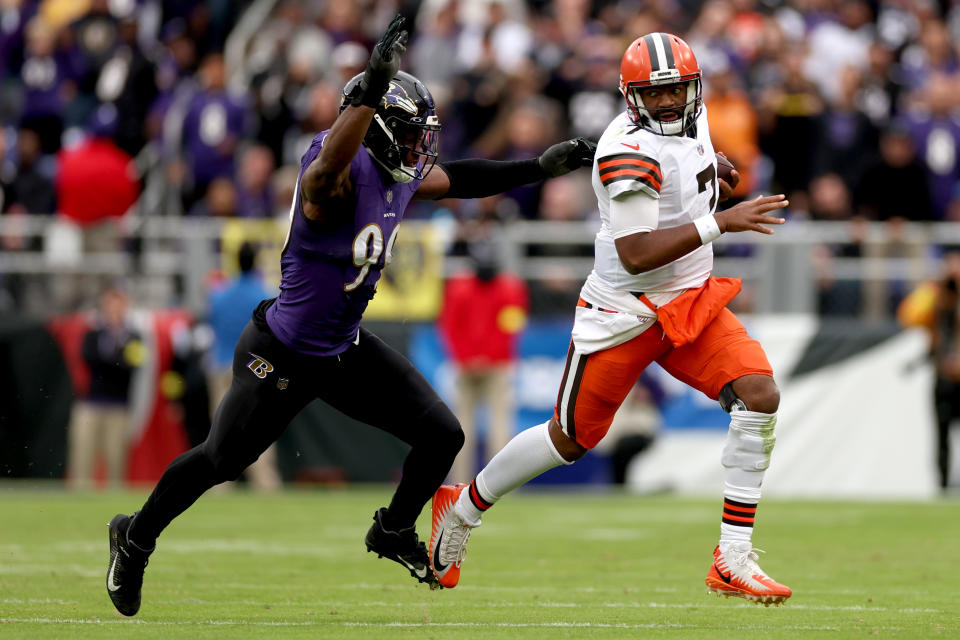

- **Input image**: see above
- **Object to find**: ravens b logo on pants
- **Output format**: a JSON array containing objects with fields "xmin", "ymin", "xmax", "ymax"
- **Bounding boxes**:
[{"xmin": 247, "ymin": 353, "xmax": 274, "ymax": 379}]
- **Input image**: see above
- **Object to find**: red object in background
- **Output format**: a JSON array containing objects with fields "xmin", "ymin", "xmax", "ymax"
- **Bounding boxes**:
[
  {"xmin": 439, "ymin": 272, "xmax": 529, "ymax": 369},
  {"xmin": 47, "ymin": 309, "xmax": 192, "ymax": 485},
  {"xmin": 125, "ymin": 309, "xmax": 192, "ymax": 484},
  {"xmin": 56, "ymin": 139, "xmax": 140, "ymax": 226}
]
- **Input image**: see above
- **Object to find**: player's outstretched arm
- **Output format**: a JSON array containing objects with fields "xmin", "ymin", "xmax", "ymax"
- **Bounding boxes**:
[
  {"xmin": 413, "ymin": 137, "xmax": 597, "ymax": 200},
  {"xmin": 301, "ymin": 14, "xmax": 408, "ymax": 205},
  {"xmin": 614, "ymin": 194, "xmax": 787, "ymax": 274}
]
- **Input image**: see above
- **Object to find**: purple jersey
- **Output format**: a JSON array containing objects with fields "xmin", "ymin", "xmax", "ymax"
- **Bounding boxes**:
[
  {"xmin": 266, "ymin": 131, "xmax": 421, "ymax": 356},
  {"xmin": 182, "ymin": 90, "xmax": 249, "ymax": 184}
]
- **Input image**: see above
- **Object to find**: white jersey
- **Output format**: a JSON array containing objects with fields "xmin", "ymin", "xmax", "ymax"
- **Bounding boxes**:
[
  {"xmin": 582, "ymin": 107, "xmax": 718, "ymax": 310},
  {"xmin": 572, "ymin": 107, "xmax": 720, "ymax": 353}
]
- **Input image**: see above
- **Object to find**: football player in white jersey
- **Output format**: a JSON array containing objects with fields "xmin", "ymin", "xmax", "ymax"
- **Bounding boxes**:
[{"xmin": 428, "ymin": 33, "xmax": 792, "ymax": 605}]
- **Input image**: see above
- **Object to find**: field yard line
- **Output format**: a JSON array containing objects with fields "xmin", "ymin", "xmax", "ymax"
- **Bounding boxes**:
[
  {"xmin": 0, "ymin": 618, "xmax": 849, "ymax": 631},
  {"xmin": 150, "ymin": 599, "xmax": 946, "ymax": 614}
]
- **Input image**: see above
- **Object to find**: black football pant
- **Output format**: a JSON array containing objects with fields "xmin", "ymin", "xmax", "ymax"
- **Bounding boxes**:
[{"xmin": 128, "ymin": 308, "xmax": 463, "ymax": 547}]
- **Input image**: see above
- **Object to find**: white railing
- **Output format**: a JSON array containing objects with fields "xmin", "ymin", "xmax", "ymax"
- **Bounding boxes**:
[{"xmin": 1, "ymin": 215, "xmax": 958, "ymax": 318}]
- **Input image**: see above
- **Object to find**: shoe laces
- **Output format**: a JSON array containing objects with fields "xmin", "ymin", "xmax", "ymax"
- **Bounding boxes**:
[
  {"xmin": 439, "ymin": 514, "xmax": 475, "ymax": 566},
  {"xmin": 726, "ymin": 544, "xmax": 766, "ymax": 575}
]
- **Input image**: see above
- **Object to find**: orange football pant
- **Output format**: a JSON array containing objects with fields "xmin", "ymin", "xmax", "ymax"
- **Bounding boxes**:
[{"xmin": 553, "ymin": 308, "xmax": 772, "ymax": 449}]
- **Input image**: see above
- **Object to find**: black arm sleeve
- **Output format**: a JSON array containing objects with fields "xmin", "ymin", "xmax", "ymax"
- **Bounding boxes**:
[{"xmin": 438, "ymin": 158, "xmax": 547, "ymax": 199}]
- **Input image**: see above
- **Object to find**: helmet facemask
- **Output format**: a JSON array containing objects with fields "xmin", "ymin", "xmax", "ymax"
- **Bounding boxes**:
[
  {"xmin": 368, "ymin": 111, "xmax": 440, "ymax": 183},
  {"xmin": 622, "ymin": 77, "xmax": 701, "ymax": 136}
]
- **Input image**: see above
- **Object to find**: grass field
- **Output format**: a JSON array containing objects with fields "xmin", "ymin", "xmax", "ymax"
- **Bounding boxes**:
[{"xmin": 1, "ymin": 485, "xmax": 958, "ymax": 638}]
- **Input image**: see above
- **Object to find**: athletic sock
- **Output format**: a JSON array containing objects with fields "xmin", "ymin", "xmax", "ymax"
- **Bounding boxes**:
[
  {"xmin": 718, "ymin": 409, "xmax": 775, "ymax": 549},
  {"xmin": 455, "ymin": 421, "xmax": 569, "ymax": 524},
  {"xmin": 719, "ymin": 492, "xmax": 758, "ymax": 547}
]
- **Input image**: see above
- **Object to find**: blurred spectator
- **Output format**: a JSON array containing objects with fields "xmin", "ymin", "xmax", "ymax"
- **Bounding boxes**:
[
  {"xmin": 439, "ymin": 241, "xmax": 528, "ymax": 482},
  {"xmin": 704, "ymin": 53, "xmax": 760, "ymax": 198},
  {"xmin": 411, "ymin": 0, "xmax": 462, "ymax": 90},
  {"xmin": 855, "ymin": 123, "xmax": 933, "ymax": 221},
  {"xmin": 206, "ymin": 241, "xmax": 281, "ymax": 491},
  {"xmin": 758, "ymin": 46, "xmax": 825, "ymax": 198},
  {"xmin": 0, "ymin": 0, "xmax": 34, "ymax": 119},
  {"xmin": 813, "ymin": 66, "xmax": 880, "ymax": 189},
  {"xmin": 68, "ymin": 285, "xmax": 142, "ymax": 490},
  {"xmin": 19, "ymin": 16, "xmax": 69, "ymax": 153},
  {"xmin": 857, "ymin": 40, "xmax": 905, "ymax": 129},
  {"xmin": 5, "ymin": 125, "xmax": 56, "ymax": 216},
  {"xmin": 899, "ymin": 249, "xmax": 960, "ymax": 490},
  {"xmin": 65, "ymin": 0, "xmax": 122, "ymax": 128},
  {"xmin": 188, "ymin": 176, "xmax": 237, "ymax": 217},
  {"xmin": 900, "ymin": 73, "xmax": 960, "ymax": 220},
  {"xmin": 98, "ymin": 13, "xmax": 159, "ymax": 156},
  {"xmin": 179, "ymin": 52, "xmax": 251, "ymax": 211},
  {"xmin": 900, "ymin": 18, "xmax": 958, "ymax": 92},
  {"xmin": 235, "ymin": 144, "xmax": 275, "ymax": 218},
  {"xmin": 270, "ymin": 164, "xmax": 299, "ymax": 217},
  {"xmin": 803, "ymin": 0, "xmax": 874, "ymax": 104},
  {"xmin": 456, "ymin": 0, "xmax": 532, "ymax": 75},
  {"xmin": 566, "ymin": 35, "xmax": 621, "ymax": 140}
]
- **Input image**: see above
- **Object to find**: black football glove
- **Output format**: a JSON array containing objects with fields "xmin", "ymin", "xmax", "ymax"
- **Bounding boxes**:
[
  {"xmin": 349, "ymin": 14, "xmax": 409, "ymax": 108},
  {"xmin": 538, "ymin": 137, "xmax": 598, "ymax": 178}
]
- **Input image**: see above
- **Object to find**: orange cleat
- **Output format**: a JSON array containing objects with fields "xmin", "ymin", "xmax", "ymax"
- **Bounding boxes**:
[
  {"xmin": 428, "ymin": 483, "xmax": 477, "ymax": 588},
  {"xmin": 705, "ymin": 542, "xmax": 792, "ymax": 606}
]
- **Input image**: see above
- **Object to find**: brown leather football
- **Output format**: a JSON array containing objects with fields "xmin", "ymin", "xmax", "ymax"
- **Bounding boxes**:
[{"xmin": 716, "ymin": 154, "xmax": 735, "ymax": 183}]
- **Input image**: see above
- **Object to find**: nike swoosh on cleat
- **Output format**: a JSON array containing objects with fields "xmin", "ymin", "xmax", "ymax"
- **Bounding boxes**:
[
  {"xmin": 433, "ymin": 532, "xmax": 449, "ymax": 572},
  {"xmin": 107, "ymin": 554, "xmax": 122, "ymax": 592},
  {"xmin": 397, "ymin": 557, "xmax": 428, "ymax": 579},
  {"xmin": 621, "ymin": 142, "xmax": 640, "ymax": 150},
  {"xmin": 713, "ymin": 562, "xmax": 732, "ymax": 584}
]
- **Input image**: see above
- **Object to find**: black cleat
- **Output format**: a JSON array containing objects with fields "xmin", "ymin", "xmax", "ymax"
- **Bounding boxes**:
[
  {"xmin": 106, "ymin": 513, "xmax": 153, "ymax": 616},
  {"xmin": 364, "ymin": 508, "xmax": 439, "ymax": 588}
]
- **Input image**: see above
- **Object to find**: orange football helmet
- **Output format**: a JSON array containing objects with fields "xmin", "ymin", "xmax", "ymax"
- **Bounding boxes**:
[{"xmin": 619, "ymin": 33, "xmax": 702, "ymax": 136}]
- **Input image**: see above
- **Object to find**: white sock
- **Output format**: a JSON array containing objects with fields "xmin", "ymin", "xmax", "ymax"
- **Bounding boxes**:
[
  {"xmin": 719, "ymin": 410, "xmax": 775, "ymax": 549},
  {"xmin": 455, "ymin": 422, "xmax": 570, "ymax": 524}
]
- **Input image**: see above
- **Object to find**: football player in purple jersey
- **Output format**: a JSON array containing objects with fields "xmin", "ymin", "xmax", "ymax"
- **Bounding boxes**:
[{"xmin": 105, "ymin": 15, "xmax": 596, "ymax": 616}]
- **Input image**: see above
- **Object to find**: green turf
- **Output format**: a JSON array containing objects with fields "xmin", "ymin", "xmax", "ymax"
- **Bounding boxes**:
[{"xmin": 1, "ymin": 485, "xmax": 958, "ymax": 638}]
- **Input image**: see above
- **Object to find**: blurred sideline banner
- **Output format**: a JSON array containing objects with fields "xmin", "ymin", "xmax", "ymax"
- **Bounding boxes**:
[
  {"xmin": 220, "ymin": 219, "xmax": 287, "ymax": 289},
  {"xmin": 364, "ymin": 223, "xmax": 444, "ymax": 321},
  {"xmin": 1, "ymin": 313, "xmax": 945, "ymax": 497}
]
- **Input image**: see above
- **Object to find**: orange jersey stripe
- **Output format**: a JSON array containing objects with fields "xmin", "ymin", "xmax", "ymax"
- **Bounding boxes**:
[
  {"xmin": 600, "ymin": 168, "xmax": 662, "ymax": 190},
  {"xmin": 598, "ymin": 157, "xmax": 662, "ymax": 180}
]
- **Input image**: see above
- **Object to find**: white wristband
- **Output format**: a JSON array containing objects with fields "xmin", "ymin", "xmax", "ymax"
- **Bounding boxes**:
[{"xmin": 693, "ymin": 214, "xmax": 722, "ymax": 245}]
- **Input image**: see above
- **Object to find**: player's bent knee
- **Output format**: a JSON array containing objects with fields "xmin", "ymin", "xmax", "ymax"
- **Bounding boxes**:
[
  {"xmin": 721, "ymin": 410, "xmax": 777, "ymax": 472},
  {"xmin": 724, "ymin": 377, "xmax": 780, "ymax": 414},
  {"xmin": 548, "ymin": 419, "xmax": 587, "ymax": 463},
  {"xmin": 422, "ymin": 402, "xmax": 465, "ymax": 453}
]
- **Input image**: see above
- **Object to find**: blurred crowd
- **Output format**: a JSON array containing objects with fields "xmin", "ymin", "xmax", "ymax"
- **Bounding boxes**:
[{"xmin": 0, "ymin": 0, "xmax": 958, "ymax": 314}]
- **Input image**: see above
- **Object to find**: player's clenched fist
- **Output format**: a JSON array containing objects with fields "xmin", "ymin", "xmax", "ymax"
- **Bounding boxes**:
[
  {"xmin": 346, "ymin": 14, "xmax": 409, "ymax": 108},
  {"xmin": 715, "ymin": 194, "xmax": 788, "ymax": 235}
]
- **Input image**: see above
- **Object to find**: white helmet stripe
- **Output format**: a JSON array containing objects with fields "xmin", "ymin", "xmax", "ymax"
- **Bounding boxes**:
[
  {"xmin": 652, "ymin": 33, "xmax": 669, "ymax": 71},
  {"xmin": 659, "ymin": 33, "xmax": 675, "ymax": 68},
  {"xmin": 643, "ymin": 34, "xmax": 661, "ymax": 71}
]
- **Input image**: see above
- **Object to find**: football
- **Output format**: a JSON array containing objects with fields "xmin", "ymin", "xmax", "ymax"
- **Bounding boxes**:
[{"xmin": 716, "ymin": 153, "xmax": 735, "ymax": 183}]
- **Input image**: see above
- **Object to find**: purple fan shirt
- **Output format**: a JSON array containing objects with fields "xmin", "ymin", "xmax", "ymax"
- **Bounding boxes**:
[{"xmin": 266, "ymin": 131, "xmax": 421, "ymax": 356}]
